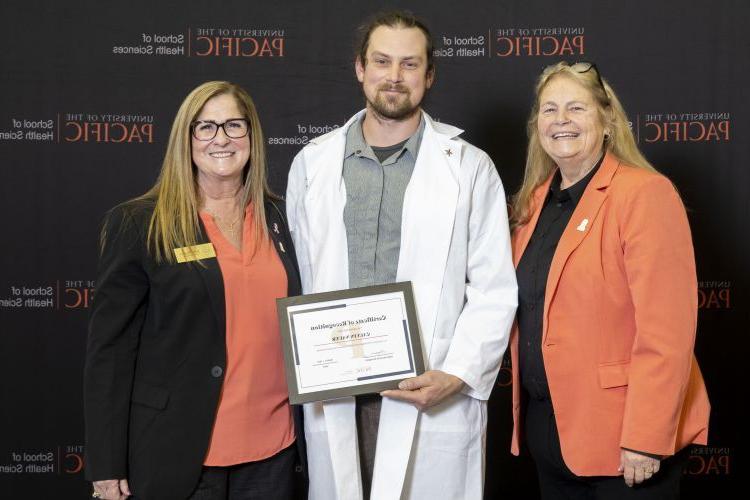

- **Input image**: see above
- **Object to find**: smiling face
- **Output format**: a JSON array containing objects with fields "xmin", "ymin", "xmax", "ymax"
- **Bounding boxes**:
[
  {"xmin": 355, "ymin": 25, "xmax": 434, "ymax": 121},
  {"xmin": 537, "ymin": 75, "xmax": 606, "ymax": 170},
  {"xmin": 191, "ymin": 93, "xmax": 250, "ymax": 186}
]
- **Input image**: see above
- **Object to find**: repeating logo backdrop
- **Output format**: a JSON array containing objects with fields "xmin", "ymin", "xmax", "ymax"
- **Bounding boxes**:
[{"xmin": 0, "ymin": 1, "xmax": 745, "ymax": 498}]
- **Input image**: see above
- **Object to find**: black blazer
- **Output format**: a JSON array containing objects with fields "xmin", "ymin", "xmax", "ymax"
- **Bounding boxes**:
[{"xmin": 84, "ymin": 197, "xmax": 306, "ymax": 500}]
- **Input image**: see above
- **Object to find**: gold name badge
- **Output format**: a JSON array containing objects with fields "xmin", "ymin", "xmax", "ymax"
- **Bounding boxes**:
[{"xmin": 174, "ymin": 243, "xmax": 216, "ymax": 263}]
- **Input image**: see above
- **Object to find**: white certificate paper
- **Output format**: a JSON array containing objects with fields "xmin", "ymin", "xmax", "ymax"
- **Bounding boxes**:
[{"xmin": 277, "ymin": 282, "xmax": 425, "ymax": 404}]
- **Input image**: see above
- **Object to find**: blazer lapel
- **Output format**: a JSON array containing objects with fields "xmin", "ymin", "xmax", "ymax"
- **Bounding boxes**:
[
  {"xmin": 542, "ymin": 154, "xmax": 619, "ymax": 343},
  {"xmin": 512, "ymin": 176, "xmax": 554, "ymax": 267},
  {"xmin": 265, "ymin": 199, "xmax": 302, "ymax": 297},
  {"xmin": 194, "ymin": 221, "xmax": 226, "ymax": 339}
]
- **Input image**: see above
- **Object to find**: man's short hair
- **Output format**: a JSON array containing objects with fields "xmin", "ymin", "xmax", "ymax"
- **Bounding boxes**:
[{"xmin": 356, "ymin": 10, "xmax": 434, "ymax": 74}]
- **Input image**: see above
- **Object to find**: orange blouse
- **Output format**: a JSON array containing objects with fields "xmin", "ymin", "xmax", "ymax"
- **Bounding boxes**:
[{"xmin": 200, "ymin": 205, "xmax": 295, "ymax": 466}]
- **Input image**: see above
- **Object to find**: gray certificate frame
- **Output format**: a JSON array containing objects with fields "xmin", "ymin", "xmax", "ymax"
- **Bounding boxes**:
[{"xmin": 276, "ymin": 281, "xmax": 425, "ymax": 404}]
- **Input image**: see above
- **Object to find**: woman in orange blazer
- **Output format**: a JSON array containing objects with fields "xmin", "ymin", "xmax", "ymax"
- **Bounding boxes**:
[{"xmin": 509, "ymin": 62, "xmax": 710, "ymax": 499}]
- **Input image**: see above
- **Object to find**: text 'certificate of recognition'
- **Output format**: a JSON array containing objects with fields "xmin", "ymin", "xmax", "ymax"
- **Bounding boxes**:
[{"xmin": 276, "ymin": 282, "xmax": 425, "ymax": 404}]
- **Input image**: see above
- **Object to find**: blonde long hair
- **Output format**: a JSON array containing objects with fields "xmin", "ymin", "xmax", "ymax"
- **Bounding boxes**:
[
  {"xmin": 129, "ymin": 81, "xmax": 273, "ymax": 263},
  {"xmin": 511, "ymin": 62, "xmax": 656, "ymax": 228}
]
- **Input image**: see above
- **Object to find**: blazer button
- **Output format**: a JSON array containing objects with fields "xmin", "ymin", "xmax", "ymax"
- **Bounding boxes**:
[{"xmin": 211, "ymin": 366, "xmax": 223, "ymax": 378}]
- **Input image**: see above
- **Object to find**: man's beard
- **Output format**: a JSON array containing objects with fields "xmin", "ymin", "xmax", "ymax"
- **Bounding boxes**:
[{"xmin": 366, "ymin": 84, "xmax": 420, "ymax": 121}]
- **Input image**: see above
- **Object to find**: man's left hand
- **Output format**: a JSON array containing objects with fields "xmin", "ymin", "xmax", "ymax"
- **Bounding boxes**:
[{"xmin": 380, "ymin": 370, "xmax": 464, "ymax": 411}]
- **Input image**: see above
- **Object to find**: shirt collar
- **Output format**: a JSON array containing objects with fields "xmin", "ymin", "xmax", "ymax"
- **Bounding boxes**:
[
  {"xmin": 344, "ymin": 115, "xmax": 369, "ymax": 159},
  {"xmin": 549, "ymin": 153, "xmax": 604, "ymax": 204},
  {"xmin": 344, "ymin": 113, "xmax": 425, "ymax": 162},
  {"xmin": 401, "ymin": 117, "xmax": 425, "ymax": 160}
]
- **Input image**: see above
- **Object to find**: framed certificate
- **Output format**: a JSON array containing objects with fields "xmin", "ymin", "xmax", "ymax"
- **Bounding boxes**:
[{"xmin": 276, "ymin": 281, "xmax": 425, "ymax": 404}]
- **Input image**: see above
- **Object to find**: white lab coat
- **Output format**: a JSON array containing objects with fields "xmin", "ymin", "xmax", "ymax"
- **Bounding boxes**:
[{"xmin": 286, "ymin": 110, "xmax": 517, "ymax": 500}]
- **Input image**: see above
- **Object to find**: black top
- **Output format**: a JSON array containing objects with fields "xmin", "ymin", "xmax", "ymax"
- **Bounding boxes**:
[{"xmin": 516, "ymin": 158, "xmax": 602, "ymax": 401}]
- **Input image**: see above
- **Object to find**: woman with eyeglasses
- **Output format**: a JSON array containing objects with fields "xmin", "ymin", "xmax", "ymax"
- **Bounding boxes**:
[
  {"xmin": 508, "ymin": 62, "xmax": 709, "ymax": 498},
  {"xmin": 84, "ymin": 81, "xmax": 305, "ymax": 500}
]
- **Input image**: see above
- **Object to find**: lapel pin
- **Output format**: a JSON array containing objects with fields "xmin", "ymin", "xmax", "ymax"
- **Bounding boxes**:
[
  {"xmin": 445, "ymin": 148, "xmax": 453, "ymax": 157},
  {"xmin": 576, "ymin": 218, "xmax": 589, "ymax": 232},
  {"xmin": 279, "ymin": 242, "xmax": 286, "ymax": 253},
  {"xmin": 273, "ymin": 223, "xmax": 280, "ymax": 234}
]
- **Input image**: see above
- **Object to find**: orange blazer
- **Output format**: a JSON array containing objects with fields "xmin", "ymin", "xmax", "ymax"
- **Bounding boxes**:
[{"xmin": 510, "ymin": 153, "xmax": 710, "ymax": 476}]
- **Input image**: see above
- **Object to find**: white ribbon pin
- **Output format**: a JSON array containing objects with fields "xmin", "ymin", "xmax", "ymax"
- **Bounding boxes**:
[{"xmin": 576, "ymin": 218, "xmax": 589, "ymax": 232}]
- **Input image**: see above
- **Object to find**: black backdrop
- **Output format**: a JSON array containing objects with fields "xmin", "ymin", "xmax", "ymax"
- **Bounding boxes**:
[{"xmin": 0, "ymin": 1, "xmax": 744, "ymax": 498}]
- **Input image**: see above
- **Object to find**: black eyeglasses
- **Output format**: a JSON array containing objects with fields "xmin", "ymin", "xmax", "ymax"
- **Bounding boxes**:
[
  {"xmin": 570, "ymin": 61, "xmax": 608, "ymax": 99},
  {"xmin": 191, "ymin": 118, "xmax": 250, "ymax": 141}
]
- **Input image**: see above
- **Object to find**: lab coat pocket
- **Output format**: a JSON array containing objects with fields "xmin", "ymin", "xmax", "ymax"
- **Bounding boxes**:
[
  {"xmin": 417, "ymin": 393, "xmax": 480, "ymax": 457},
  {"xmin": 404, "ymin": 396, "xmax": 482, "ymax": 499}
]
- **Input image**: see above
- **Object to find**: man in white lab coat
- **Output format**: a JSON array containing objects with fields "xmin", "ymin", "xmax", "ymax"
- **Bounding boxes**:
[{"xmin": 286, "ymin": 11, "xmax": 517, "ymax": 500}]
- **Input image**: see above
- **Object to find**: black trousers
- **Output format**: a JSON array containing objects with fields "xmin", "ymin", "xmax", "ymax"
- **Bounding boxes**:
[
  {"xmin": 525, "ymin": 398, "xmax": 688, "ymax": 500},
  {"xmin": 187, "ymin": 444, "xmax": 297, "ymax": 500},
  {"xmin": 355, "ymin": 393, "xmax": 382, "ymax": 500}
]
